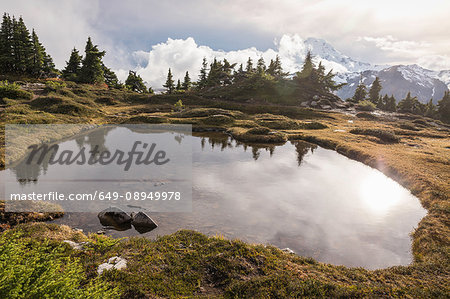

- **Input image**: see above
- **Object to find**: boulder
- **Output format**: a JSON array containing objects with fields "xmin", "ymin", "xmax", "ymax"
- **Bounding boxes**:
[
  {"xmin": 98, "ymin": 206, "xmax": 132, "ymax": 230},
  {"xmin": 97, "ymin": 256, "xmax": 127, "ymax": 275},
  {"xmin": 131, "ymin": 211, "xmax": 158, "ymax": 233},
  {"xmin": 63, "ymin": 240, "xmax": 85, "ymax": 250},
  {"xmin": 310, "ymin": 101, "xmax": 318, "ymax": 107}
]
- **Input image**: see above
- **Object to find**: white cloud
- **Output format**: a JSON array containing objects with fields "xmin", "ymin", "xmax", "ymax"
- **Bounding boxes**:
[
  {"xmin": 119, "ymin": 35, "xmax": 322, "ymax": 89},
  {"xmin": 360, "ymin": 36, "xmax": 430, "ymax": 55}
]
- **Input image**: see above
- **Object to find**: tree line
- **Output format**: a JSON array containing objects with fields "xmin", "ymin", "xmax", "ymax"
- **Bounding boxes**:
[
  {"xmin": 350, "ymin": 77, "xmax": 449, "ymax": 122},
  {"xmin": 163, "ymin": 51, "xmax": 343, "ymax": 99},
  {"xmin": 0, "ymin": 13, "xmax": 152, "ymax": 93},
  {"xmin": 0, "ymin": 13, "xmax": 56, "ymax": 77}
]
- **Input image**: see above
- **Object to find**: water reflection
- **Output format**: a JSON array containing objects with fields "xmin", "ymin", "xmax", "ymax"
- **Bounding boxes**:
[{"xmin": 0, "ymin": 131, "xmax": 426, "ymax": 269}]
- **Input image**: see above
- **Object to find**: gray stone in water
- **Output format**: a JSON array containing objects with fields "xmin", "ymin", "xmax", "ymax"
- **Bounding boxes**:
[
  {"xmin": 131, "ymin": 211, "xmax": 158, "ymax": 233},
  {"xmin": 98, "ymin": 206, "xmax": 132, "ymax": 230}
]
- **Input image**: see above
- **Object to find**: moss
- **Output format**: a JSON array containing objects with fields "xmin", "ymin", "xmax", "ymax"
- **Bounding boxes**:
[
  {"xmin": 349, "ymin": 128, "xmax": 400, "ymax": 143},
  {"xmin": 0, "ymin": 82, "xmax": 33, "ymax": 100},
  {"xmin": 126, "ymin": 114, "xmax": 167, "ymax": 124},
  {"xmin": 200, "ymin": 114, "xmax": 235, "ymax": 126},
  {"xmin": 299, "ymin": 121, "xmax": 328, "ymax": 129},
  {"xmin": 356, "ymin": 112, "xmax": 378, "ymax": 120},
  {"xmin": 30, "ymin": 96, "xmax": 97, "ymax": 116},
  {"xmin": 229, "ymin": 127, "xmax": 288, "ymax": 143}
]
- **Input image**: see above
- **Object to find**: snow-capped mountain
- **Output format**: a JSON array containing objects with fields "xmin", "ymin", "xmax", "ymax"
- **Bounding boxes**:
[{"xmin": 299, "ymin": 37, "xmax": 449, "ymax": 103}]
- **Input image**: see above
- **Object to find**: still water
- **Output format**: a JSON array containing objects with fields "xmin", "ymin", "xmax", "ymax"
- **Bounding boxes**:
[{"xmin": 1, "ymin": 129, "xmax": 426, "ymax": 269}]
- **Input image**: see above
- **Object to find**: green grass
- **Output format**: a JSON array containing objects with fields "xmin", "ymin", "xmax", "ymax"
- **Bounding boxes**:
[{"xmin": 0, "ymin": 230, "xmax": 119, "ymax": 298}]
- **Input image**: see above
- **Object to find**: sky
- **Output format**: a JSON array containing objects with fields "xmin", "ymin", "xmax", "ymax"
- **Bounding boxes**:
[{"xmin": 2, "ymin": 0, "xmax": 450, "ymax": 88}]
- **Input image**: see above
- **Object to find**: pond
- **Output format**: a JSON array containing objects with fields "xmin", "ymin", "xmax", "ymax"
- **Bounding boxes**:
[{"xmin": 0, "ymin": 128, "xmax": 426, "ymax": 269}]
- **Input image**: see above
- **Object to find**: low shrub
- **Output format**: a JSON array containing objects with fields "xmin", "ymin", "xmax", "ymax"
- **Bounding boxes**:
[
  {"xmin": 356, "ymin": 100, "xmax": 376, "ymax": 112},
  {"xmin": 356, "ymin": 112, "xmax": 378, "ymax": 120},
  {"xmin": 299, "ymin": 122, "xmax": 328, "ymax": 129},
  {"xmin": 399, "ymin": 122, "xmax": 420, "ymax": 131},
  {"xmin": 126, "ymin": 115, "xmax": 167, "ymax": 124},
  {"xmin": 30, "ymin": 96, "xmax": 95, "ymax": 116},
  {"xmin": 350, "ymin": 128, "xmax": 400, "ymax": 143},
  {"xmin": 0, "ymin": 231, "xmax": 119, "ymax": 298},
  {"xmin": 201, "ymin": 114, "xmax": 234, "ymax": 126},
  {"xmin": 0, "ymin": 81, "xmax": 33, "ymax": 100}
]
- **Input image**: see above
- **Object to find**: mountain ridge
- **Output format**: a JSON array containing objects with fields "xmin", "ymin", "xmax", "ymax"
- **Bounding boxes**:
[{"xmin": 298, "ymin": 37, "xmax": 449, "ymax": 103}]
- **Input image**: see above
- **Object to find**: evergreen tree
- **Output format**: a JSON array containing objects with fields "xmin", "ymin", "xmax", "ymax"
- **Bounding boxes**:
[
  {"xmin": 0, "ymin": 13, "xmax": 14, "ymax": 73},
  {"xmin": 62, "ymin": 48, "xmax": 82, "ymax": 81},
  {"xmin": 397, "ymin": 92, "xmax": 420, "ymax": 114},
  {"xmin": 12, "ymin": 16, "xmax": 33, "ymax": 74},
  {"xmin": 378, "ymin": 94, "xmax": 388, "ymax": 110},
  {"xmin": 368, "ymin": 77, "xmax": 382, "ymax": 104},
  {"xmin": 298, "ymin": 50, "xmax": 314, "ymax": 79},
  {"xmin": 163, "ymin": 68, "xmax": 175, "ymax": 94},
  {"xmin": 125, "ymin": 70, "xmax": 147, "ymax": 93},
  {"xmin": 176, "ymin": 79, "xmax": 182, "ymax": 91},
  {"xmin": 102, "ymin": 63, "xmax": 121, "ymax": 88},
  {"xmin": 245, "ymin": 57, "xmax": 254, "ymax": 74},
  {"xmin": 206, "ymin": 58, "xmax": 222, "ymax": 87},
  {"xmin": 182, "ymin": 71, "xmax": 191, "ymax": 90},
  {"xmin": 79, "ymin": 37, "xmax": 105, "ymax": 84},
  {"xmin": 221, "ymin": 58, "xmax": 235, "ymax": 85},
  {"xmin": 266, "ymin": 55, "xmax": 285, "ymax": 79},
  {"xmin": 424, "ymin": 98, "xmax": 437, "ymax": 118},
  {"xmin": 437, "ymin": 91, "xmax": 450, "ymax": 123},
  {"xmin": 385, "ymin": 95, "xmax": 397, "ymax": 112},
  {"xmin": 30, "ymin": 29, "xmax": 44, "ymax": 75},
  {"xmin": 351, "ymin": 81, "xmax": 367, "ymax": 103},
  {"xmin": 197, "ymin": 57, "xmax": 208, "ymax": 89},
  {"xmin": 256, "ymin": 57, "xmax": 266, "ymax": 74}
]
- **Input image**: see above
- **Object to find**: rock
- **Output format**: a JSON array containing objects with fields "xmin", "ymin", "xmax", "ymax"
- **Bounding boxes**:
[
  {"xmin": 98, "ymin": 206, "xmax": 132, "ymax": 230},
  {"xmin": 313, "ymin": 95, "xmax": 320, "ymax": 100},
  {"xmin": 310, "ymin": 101, "xmax": 317, "ymax": 107},
  {"xmin": 98, "ymin": 256, "xmax": 127, "ymax": 275},
  {"xmin": 321, "ymin": 105, "xmax": 332, "ymax": 110},
  {"xmin": 282, "ymin": 248, "xmax": 295, "ymax": 254},
  {"xmin": 131, "ymin": 211, "xmax": 158, "ymax": 233},
  {"xmin": 63, "ymin": 240, "xmax": 85, "ymax": 250},
  {"xmin": 96, "ymin": 230, "xmax": 105, "ymax": 235},
  {"xmin": 300, "ymin": 101, "xmax": 308, "ymax": 107},
  {"xmin": 73, "ymin": 228, "xmax": 83, "ymax": 232}
]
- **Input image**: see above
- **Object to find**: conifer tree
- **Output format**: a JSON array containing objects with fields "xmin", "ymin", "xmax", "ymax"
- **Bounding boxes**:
[
  {"xmin": 298, "ymin": 50, "xmax": 314, "ymax": 79},
  {"xmin": 12, "ymin": 16, "xmax": 33, "ymax": 74},
  {"xmin": 378, "ymin": 94, "xmax": 388, "ymax": 110},
  {"xmin": 397, "ymin": 92, "xmax": 420, "ymax": 114},
  {"xmin": 352, "ymin": 81, "xmax": 367, "ymax": 103},
  {"xmin": 30, "ymin": 29, "xmax": 44, "ymax": 76},
  {"xmin": 0, "ymin": 13, "xmax": 13, "ymax": 73},
  {"xmin": 79, "ymin": 37, "xmax": 105, "ymax": 83},
  {"xmin": 267, "ymin": 55, "xmax": 285, "ymax": 79},
  {"xmin": 102, "ymin": 63, "xmax": 120, "ymax": 88},
  {"xmin": 176, "ymin": 79, "xmax": 182, "ymax": 91},
  {"xmin": 368, "ymin": 77, "xmax": 382, "ymax": 104},
  {"xmin": 197, "ymin": 57, "xmax": 208, "ymax": 89},
  {"xmin": 182, "ymin": 71, "xmax": 191, "ymax": 90},
  {"xmin": 437, "ymin": 91, "xmax": 450, "ymax": 123},
  {"xmin": 245, "ymin": 57, "xmax": 254, "ymax": 74},
  {"xmin": 62, "ymin": 48, "xmax": 82, "ymax": 81},
  {"xmin": 256, "ymin": 57, "xmax": 266, "ymax": 74},
  {"xmin": 125, "ymin": 70, "xmax": 147, "ymax": 93},
  {"xmin": 424, "ymin": 98, "xmax": 436, "ymax": 118},
  {"xmin": 385, "ymin": 95, "xmax": 397, "ymax": 112},
  {"xmin": 163, "ymin": 68, "xmax": 175, "ymax": 94}
]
